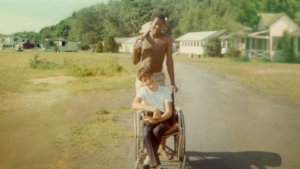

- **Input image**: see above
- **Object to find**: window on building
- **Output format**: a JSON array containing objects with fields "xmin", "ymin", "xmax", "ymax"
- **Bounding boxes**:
[{"xmin": 62, "ymin": 41, "xmax": 66, "ymax": 46}]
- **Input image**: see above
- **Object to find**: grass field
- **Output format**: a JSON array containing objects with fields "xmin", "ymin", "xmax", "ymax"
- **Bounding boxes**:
[
  {"xmin": 0, "ymin": 50, "xmax": 137, "ymax": 169},
  {"xmin": 0, "ymin": 50, "xmax": 138, "ymax": 94},
  {"xmin": 174, "ymin": 54, "xmax": 300, "ymax": 106}
]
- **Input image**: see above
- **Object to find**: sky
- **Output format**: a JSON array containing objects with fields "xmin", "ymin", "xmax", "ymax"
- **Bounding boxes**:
[{"xmin": 0, "ymin": 0, "xmax": 109, "ymax": 34}]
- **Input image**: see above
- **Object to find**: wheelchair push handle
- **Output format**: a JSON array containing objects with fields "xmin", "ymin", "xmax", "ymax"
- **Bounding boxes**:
[{"xmin": 172, "ymin": 89, "xmax": 176, "ymax": 101}]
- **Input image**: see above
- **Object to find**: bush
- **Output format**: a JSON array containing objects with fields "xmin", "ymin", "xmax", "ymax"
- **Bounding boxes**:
[
  {"xmin": 226, "ymin": 46, "xmax": 241, "ymax": 57},
  {"xmin": 103, "ymin": 36, "xmax": 118, "ymax": 53},
  {"xmin": 95, "ymin": 41, "xmax": 103, "ymax": 53},
  {"xmin": 109, "ymin": 57, "xmax": 123, "ymax": 73},
  {"xmin": 81, "ymin": 44, "xmax": 89, "ymax": 50},
  {"xmin": 281, "ymin": 30, "xmax": 297, "ymax": 63},
  {"xmin": 29, "ymin": 55, "xmax": 58, "ymax": 69},
  {"xmin": 72, "ymin": 65, "xmax": 104, "ymax": 77},
  {"xmin": 240, "ymin": 51, "xmax": 249, "ymax": 62},
  {"xmin": 204, "ymin": 37, "xmax": 221, "ymax": 57},
  {"xmin": 71, "ymin": 58, "xmax": 123, "ymax": 77}
]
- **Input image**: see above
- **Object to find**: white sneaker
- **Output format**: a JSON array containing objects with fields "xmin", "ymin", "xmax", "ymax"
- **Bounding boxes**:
[{"xmin": 144, "ymin": 155, "xmax": 150, "ymax": 165}]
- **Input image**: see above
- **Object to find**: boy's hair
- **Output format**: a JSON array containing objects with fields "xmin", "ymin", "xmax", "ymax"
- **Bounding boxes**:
[
  {"xmin": 137, "ymin": 67, "xmax": 153, "ymax": 81},
  {"xmin": 150, "ymin": 12, "xmax": 166, "ymax": 23}
]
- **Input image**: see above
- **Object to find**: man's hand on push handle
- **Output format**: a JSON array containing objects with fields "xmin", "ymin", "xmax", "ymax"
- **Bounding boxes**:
[{"xmin": 171, "ymin": 85, "xmax": 178, "ymax": 93}]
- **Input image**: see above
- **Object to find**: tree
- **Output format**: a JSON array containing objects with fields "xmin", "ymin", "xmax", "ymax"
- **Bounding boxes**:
[
  {"xmin": 295, "ymin": 12, "xmax": 300, "ymax": 25},
  {"xmin": 120, "ymin": 0, "xmax": 152, "ymax": 35},
  {"xmin": 95, "ymin": 41, "xmax": 103, "ymax": 52},
  {"xmin": 280, "ymin": 30, "xmax": 296, "ymax": 62},
  {"xmin": 76, "ymin": 5, "xmax": 106, "ymax": 43},
  {"xmin": 204, "ymin": 37, "xmax": 221, "ymax": 57},
  {"xmin": 233, "ymin": 0, "xmax": 260, "ymax": 28},
  {"xmin": 80, "ymin": 31, "xmax": 101, "ymax": 44},
  {"xmin": 103, "ymin": 36, "xmax": 118, "ymax": 53},
  {"xmin": 57, "ymin": 21, "xmax": 71, "ymax": 39}
]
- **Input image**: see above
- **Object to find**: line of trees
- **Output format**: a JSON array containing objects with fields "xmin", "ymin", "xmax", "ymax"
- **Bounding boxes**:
[{"xmin": 15, "ymin": 0, "xmax": 300, "ymax": 52}]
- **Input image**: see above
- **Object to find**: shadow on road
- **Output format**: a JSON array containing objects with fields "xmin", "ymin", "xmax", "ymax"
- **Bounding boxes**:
[{"xmin": 186, "ymin": 151, "xmax": 281, "ymax": 169}]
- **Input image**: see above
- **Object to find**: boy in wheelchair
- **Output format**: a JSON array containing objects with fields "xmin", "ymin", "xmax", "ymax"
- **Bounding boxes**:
[{"xmin": 132, "ymin": 67, "xmax": 173, "ymax": 169}]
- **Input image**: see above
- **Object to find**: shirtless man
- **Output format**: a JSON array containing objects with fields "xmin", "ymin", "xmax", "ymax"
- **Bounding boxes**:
[
  {"xmin": 132, "ymin": 12, "xmax": 178, "ymax": 93},
  {"xmin": 132, "ymin": 12, "xmax": 177, "ymax": 162}
]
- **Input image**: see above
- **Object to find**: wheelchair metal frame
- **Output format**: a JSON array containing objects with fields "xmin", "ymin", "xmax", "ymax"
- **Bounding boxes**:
[{"xmin": 134, "ymin": 108, "xmax": 186, "ymax": 169}]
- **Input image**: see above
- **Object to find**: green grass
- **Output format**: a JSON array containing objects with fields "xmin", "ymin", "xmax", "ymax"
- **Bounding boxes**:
[
  {"xmin": 175, "ymin": 54, "xmax": 300, "ymax": 106},
  {"xmin": 0, "ymin": 51, "xmax": 136, "ymax": 158},
  {"xmin": 67, "ymin": 107, "xmax": 132, "ymax": 151},
  {"xmin": 0, "ymin": 50, "xmax": 138, "ymax": 94}
]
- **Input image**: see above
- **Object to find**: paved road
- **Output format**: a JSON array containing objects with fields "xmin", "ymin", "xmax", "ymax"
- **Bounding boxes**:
[{"xmin": 173, "ymin": 61, "xmax": 300, "ymax": 169}]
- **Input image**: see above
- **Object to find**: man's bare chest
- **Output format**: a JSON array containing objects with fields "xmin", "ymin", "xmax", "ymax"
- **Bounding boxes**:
[{"xmin": 142, "ymin": 38, "xmax": 167, "ymax": 52}]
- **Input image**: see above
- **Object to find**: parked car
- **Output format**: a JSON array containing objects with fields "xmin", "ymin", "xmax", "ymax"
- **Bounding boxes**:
[{"xmin": 14, "ymin": 44, "xmax": 24, "ymax": 51}]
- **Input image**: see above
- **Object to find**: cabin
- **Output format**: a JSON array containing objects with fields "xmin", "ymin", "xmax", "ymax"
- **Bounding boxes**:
[
  {"xmin": 0, "ymin": 34, "xmax": 28, "ymax": 50},
  {"xmin": 219, "ymin": 26, "xmax": 252, "ymax": 56},
  {"xmin": 44, "ymin": 39, "xmax": 78, "ymax": 52},
  {"xmin": 246, "ymin": 13, "xmax": 300, "ymax": 60},
  {"xmin": 115, "ymin": 37, "xmax": 137, "ymax": 53},
  {"xmin": 175, "ymin": 30, "xmax": 229, "ymax": 57}
]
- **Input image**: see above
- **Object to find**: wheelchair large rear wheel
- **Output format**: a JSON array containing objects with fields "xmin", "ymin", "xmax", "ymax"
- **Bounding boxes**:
[
  {"xmin": 177, "ymin": 110, "xmax": 186, "ymax": 162},
  {"xmin": 134, "ymin": 112, "xmax": 144, "ymax": 160}
]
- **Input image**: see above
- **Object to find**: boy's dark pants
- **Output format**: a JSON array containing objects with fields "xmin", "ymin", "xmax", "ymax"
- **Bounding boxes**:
[{"xmin": 143, "ymin": 120, "xmax": 170, "ymax": 167}]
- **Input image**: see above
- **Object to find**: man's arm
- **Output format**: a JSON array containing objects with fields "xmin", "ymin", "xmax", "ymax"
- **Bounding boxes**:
[
  {"xmin": 165, "ymin": 36, "xmax": 178, "ymax": 92},
  {"xmin": 132, "ymin": 36, "xmax": 143, "ymax": 65}
]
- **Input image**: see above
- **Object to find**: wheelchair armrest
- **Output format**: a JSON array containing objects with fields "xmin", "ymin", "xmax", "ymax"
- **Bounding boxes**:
[{"xmin": 136, "ymin": 110, "xmax": 145, "ymax": 120}]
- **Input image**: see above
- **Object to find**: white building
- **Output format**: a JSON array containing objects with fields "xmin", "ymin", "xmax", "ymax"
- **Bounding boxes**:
[
  {"xmin": 247, "ymin": 13, "xmax": 300, "ymax": 60},
  {"xmin": 0, "ymin": 34, "xmax": 28, "ymax": 50},
  {"xmin": 115, "ymin": 37, "xmax": 137, "ymax": 53},
  {"xmin": 175, "ymin": 30, "xmax": 229, "ymax": 56}
]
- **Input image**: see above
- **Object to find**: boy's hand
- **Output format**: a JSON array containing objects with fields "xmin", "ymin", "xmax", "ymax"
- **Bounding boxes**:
[
  {"xmin": 144, "ymin": 117, "xmax": 160, "ymax": 124},
  {"xmin": 152, "ymin": 108, "xmax": 161, "ymax": 120}
]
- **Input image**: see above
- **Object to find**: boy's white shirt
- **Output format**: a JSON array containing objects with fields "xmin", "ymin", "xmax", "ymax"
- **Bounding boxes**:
[{"xmin": 137, "ymin": 86, "xmax": 172, "ymax": 112}]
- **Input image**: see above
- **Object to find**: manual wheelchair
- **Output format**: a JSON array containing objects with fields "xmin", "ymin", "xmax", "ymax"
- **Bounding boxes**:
[{"xmin": 133, "ymin": 105, "xmax": 186, "ymax": 169}]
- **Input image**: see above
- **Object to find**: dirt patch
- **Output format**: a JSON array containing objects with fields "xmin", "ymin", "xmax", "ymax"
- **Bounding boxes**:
[
  {"xmin": 0, "ymin": 88, "xmax": 135, "ymax": 169},
  {"xmin": 31, "ymin": 76, "xmax": 78, "ymax": 85},
  {"xmin": 46, "ymin": 138, "xmax": 133, "ymax": 169}
]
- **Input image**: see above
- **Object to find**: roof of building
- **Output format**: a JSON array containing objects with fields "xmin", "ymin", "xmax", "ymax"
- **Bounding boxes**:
[
  {"xmin": 175, "ymin": 30, "xmax": 228, "ymax": 41},
  {"xmin": 114, "ymin": 37, "xmax": 133, "ymax": 43},
  {"xmin": 0, "ymin": 34, "xmax": 28, "ymax": 38},
  {"xmin": 120, "ymin": 37, "xmax": 137, "ymax": 44},
  {"xmin": 259, "ymin": 13, "xmax": 286, "ymax": 28}
]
